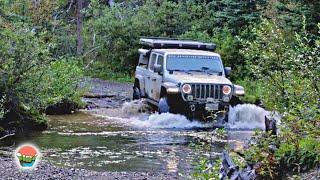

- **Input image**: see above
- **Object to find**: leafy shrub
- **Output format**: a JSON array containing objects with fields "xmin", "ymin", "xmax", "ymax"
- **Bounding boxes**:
[
  {"xmin": 86, "ymin": 61, "xmax": 133, "ymax": 83},
  {"xmin": 17, "ymin": 58, "xmax": 84, "ymax": 111},
  {"xmin": 192, "ymin": 158, "xmax": 221, "ymax": 180},
  {"xmin": 244, "ymin": 131, "xmax": 280, "ymax": 178},
  {"xmin": 0, "ymin": 14, "xmax": 84, "ymax": 131},
  {"xmin": 275, "ymin": 137, "xmax": 320, "ymax": 172},
  {"xmin": 234, "ymin": 78, "xmax": 265, "ymax": 104},
  {"xmin": 241, "ymin": 19, "xmax": 320, "ymax": 178}
]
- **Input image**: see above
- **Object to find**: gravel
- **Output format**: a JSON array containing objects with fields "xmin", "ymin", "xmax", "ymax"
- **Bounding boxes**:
[{"xmin": 0, "ymin": 156, "xmax": 180, "ymax": 180}]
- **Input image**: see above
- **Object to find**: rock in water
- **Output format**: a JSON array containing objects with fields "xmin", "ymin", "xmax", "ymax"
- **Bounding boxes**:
[{"xmin": 265, "ymin": 115, "xmax": 277, "ymax": 135}]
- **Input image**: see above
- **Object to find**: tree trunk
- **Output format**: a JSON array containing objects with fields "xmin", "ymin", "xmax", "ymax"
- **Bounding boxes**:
[{"xmin": 76, "ymin": 0, "xmax": 83, "ymax": 56}]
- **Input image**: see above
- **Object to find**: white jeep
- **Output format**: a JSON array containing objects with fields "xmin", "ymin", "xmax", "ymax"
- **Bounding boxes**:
[{"xmin": 133, "ymin": 38, "xmax": 244, "ymax": 120}]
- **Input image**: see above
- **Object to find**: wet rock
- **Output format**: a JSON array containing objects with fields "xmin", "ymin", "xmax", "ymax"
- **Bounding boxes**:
[
  {"xmin": 45, "ymin": 99, "xmax": 79, "ymax": 115},
  {"xmin": 254, "ymin": 99, "xmax": 265, "ymax": 108},
  {"xmin": 265, "ymin": 115, "xmax": 277, "ymax": 135},
  {"xmin": 220, "ymin": 151, "xmax": 256, "ymax": 180}
]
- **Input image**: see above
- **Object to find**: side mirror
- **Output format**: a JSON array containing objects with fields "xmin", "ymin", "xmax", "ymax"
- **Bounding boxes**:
[
  {"xmin": 154, "ymin": 64, "xmax": 163, "ymax": 74},
  {"xmin": 224, "ymin": 67, "xmax": 231, "ymax": 76}
]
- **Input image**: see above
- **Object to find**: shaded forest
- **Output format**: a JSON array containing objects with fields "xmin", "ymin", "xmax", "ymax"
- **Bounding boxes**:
[{"xmin": 0, "ymin": 0, "xmax": 319, "ymax": 179}]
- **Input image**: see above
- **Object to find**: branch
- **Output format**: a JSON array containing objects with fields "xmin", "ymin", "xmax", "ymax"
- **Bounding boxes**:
[
  {"xmin": 67, "ymin": 0, "xmax": 74, "ymax": 13},
  {"xmin": 0, "ymin": 133, "xmax": 15, "ymax": 141}
]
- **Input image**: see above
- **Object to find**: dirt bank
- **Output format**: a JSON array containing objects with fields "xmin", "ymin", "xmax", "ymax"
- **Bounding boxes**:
[{"xmin": 81, "ymin": 77, "xmax": 132, "ymax": 109}]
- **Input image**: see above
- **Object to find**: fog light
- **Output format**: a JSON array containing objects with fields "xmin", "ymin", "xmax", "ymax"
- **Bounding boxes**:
[
  {"xmin": 187, "ymin": 95, "xmax": 193, "ymax": 101},
  {"xmin": 222, "ymin": 96, "xmax": 230, "ymax": 102}
]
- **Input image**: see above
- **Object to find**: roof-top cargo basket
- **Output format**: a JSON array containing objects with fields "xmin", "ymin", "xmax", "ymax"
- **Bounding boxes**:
[{"xmin": 140, "ymin": 37, "xmax": 216, "ymax": 51}]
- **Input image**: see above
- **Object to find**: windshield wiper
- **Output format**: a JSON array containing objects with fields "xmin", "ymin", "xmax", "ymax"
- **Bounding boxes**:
[
  {"xmin": 188, "ymin": 68, "xmax": 222, "ymax": 76},
  {"xmin": 169, "ymin": 69, "xmax": 191, "ymax": 74}
]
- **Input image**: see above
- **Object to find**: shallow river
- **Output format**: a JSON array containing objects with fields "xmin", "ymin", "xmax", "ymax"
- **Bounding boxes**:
[{"xmin": 0, "ymin": 102, "xmax": 268, "ymax": 175}]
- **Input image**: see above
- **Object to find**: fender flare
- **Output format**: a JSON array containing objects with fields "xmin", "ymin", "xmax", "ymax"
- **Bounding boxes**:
[{"xmin": 161, "ymin": 82, "xmax": 180, "ymax": 95}]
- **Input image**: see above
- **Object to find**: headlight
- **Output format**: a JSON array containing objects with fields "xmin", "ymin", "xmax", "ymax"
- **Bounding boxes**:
[
  {"xmin": 182, "ymin": 84, "xmax": 192, "ymax": 94},
  {"xmin": 222, "ymin": 85, "xmax": 232, "ymax": 95}
]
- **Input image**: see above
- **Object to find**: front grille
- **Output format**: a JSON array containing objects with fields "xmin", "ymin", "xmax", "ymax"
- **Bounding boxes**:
[{"xmin": 183, "ymin": 84, "xmax": 224, "ymax": 101}]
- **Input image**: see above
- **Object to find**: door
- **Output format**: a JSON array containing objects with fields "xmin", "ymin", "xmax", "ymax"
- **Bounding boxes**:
[
  {"xmin": 145, "ymin": 53, "xmax": 157, "ymax": 98},
  {"xmin": 151, "ymin": 54, "xmax": 164, "ymax": 101}
]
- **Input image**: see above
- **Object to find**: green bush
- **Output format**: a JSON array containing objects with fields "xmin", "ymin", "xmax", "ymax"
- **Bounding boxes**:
[
  {"xmin": 234, "ymin": 78, "xmax": 265, "ymax": 104},
  {"xmin": 275, "ymin": 137, "xmax": 320, "ymax": 172},
  {"xmin": 86, "ymin": 61, "xmax": 133, "ymax": 83},
  {"xmin": 19, "ymin": 58, "xmax": 84, "ymax": 111},
  {"xmin": 0, "ymin": 10, "xmax": 84, "ymax": 131},
  {"xmin": 240, "ymin": 19, "xmax": 320, "ymax": 178}
]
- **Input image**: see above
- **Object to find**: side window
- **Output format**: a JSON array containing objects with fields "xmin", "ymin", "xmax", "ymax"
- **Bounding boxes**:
[
  {"xmin": 149, "ymin": 54, "xmax": 157, "ymax": 71},
  {"xmin": 138, "ymin": 54, "xmax": 148, "ymax": 69},
  {"xmin": 157, "ymin": 55, "xmax": 164, "ymax": 70}
]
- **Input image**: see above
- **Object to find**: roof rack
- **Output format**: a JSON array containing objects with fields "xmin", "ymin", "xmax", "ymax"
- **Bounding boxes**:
[{"xmin": 140, "ymin": 37, "xmax": 216, "ymax": 51}]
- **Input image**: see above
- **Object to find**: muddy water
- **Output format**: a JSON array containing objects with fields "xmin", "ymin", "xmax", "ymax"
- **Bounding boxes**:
[{"xmin": 0, "ymin": 102, "xmax": 268, "ymax": 175}]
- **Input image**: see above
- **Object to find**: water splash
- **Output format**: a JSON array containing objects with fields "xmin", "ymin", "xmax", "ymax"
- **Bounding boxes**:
[
  {"xmin": 227, "ymin": 104, "xmax": 269, "ymax": 130},
  {"xmin": 121, "ymin": 100, "xmax": 151, "ymax": 115},
  {"xmin": 120, "ymin": 100, "xmax": 211, "ymax": 129},
  {"xmin": 126, "ymin": 113, "xmax": 208, "ymax": 129}
]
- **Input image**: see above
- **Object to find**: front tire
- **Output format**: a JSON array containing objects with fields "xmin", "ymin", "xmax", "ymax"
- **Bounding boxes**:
[
  {"xmin": 132, "ymin": 87, "xmax": 141, "ymax": 100},
  {"xmin": 158, "ymin": 97, "xmax": 170, "ymax": 114}
]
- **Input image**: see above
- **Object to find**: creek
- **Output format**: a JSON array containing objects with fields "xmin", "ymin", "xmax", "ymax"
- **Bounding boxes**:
[{"xmin": 0, "ymin": 101, "xmax": 268, "ymax": 175}]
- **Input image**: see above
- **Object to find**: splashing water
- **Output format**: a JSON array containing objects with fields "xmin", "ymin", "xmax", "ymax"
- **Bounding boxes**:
[
  {"xmin": 121, "ymin": 100, "xmax": 151, "ymax": 115},
  {"xmin": 118, "ymin": 100, "xmax": 210, "ymax": 129},
  {"xmin": 99, "ymin": 101, "xmax": 270, "ymax": 130},
  {"xmin": 227, "ymin": 104, "xmax": 269, "ymax": 130},
  {"xmin": 126, "ymin": 113, "xmax": 207, "ymax": 129}
]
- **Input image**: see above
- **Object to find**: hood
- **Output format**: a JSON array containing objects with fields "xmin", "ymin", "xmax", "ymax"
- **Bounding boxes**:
[{"xmin": 165, "ymin": 72, "xmax": 232, "ymax": 85}]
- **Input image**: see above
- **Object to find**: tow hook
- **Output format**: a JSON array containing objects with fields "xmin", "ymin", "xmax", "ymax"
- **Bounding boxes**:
[{"xmin": 190, "ymin": 104, "xmax": 196, "ymax": 112}]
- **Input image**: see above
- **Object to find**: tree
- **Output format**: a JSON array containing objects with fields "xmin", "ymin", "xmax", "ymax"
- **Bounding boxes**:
[{"xmin": 76, "ymin": 0, "xmax": 83, "ymax": 55}]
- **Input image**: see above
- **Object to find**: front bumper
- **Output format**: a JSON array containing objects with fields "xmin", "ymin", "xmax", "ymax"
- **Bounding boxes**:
[{"xmin": 186, "ymin": 101, "xmax": 230, "ymax": 112}]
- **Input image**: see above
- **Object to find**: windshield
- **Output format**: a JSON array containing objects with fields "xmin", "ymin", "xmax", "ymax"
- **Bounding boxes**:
[
  {"xmin": 167, "ymin": 55, "xmax": 222, "ymax": 73},
  {"xmin": 166, "ymin": 55, "xmax": 223, "ymax": 73}
]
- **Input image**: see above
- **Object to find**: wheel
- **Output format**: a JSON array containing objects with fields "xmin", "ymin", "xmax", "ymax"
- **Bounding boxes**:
[
  {"xmin": 132, "ymin": 87, "xmax": 141, "ymax": 100},
  {"xmin": 158, "ymin": 97, "xmax": 170, "ymax": 114}
]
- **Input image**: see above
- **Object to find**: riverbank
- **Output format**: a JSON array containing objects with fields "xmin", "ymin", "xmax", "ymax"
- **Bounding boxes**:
[
  {"xmin": 0, "ymin": 156, "xmax": 179, "ymax": 180},
  {"xmin": 81, "ymin": 77, "xmax": 132, "ymax": 109}
]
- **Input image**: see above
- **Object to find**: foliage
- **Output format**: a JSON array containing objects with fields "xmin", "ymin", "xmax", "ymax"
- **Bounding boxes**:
[
  {"xmin": 241, "ymin": 19, "xmax": 319, "ymax": 114},
  {"xmin": 275, "ymin": 136, "xmax": 320, "ymax": 172},
  {"xmin": 19, "ymin": 58, "xmax": 84, "ymax": 111},
  {"xmin": 0, "ymin": 95, "xmax": 5, "ymax": 119},
  {"xmin": 0, "ymin": 2, "xmax": 84, "ymax": 132},
  {"xmin": 244, "ymin": 131, "xmax": 280, "ymax": 178},
  {"xmin": 86, "ymin": 61, "xmax": 133, "ymax": 83},
  {"xmin": 240, "ymin": 19, "xmax": 320, "ymax": 178},
  {"xmin": 192, "ymin": 158, "xmax": 221, "ymax": 180},
  {"xmin": 234, "ymin": 78, "xmax": 265, "ymax": 104},
  {"xmin": 212, "ymin": 128, "xmax": 227, "ymax": 139}
]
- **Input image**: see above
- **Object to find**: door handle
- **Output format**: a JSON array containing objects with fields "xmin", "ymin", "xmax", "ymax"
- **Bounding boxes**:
[
  {"xmin": 147, "ymin": 76, "xmax": 150, "ymax": 79},
  {"xmin": 152, "ymin": 78, "xmax": 157, "ymax": 81}
]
